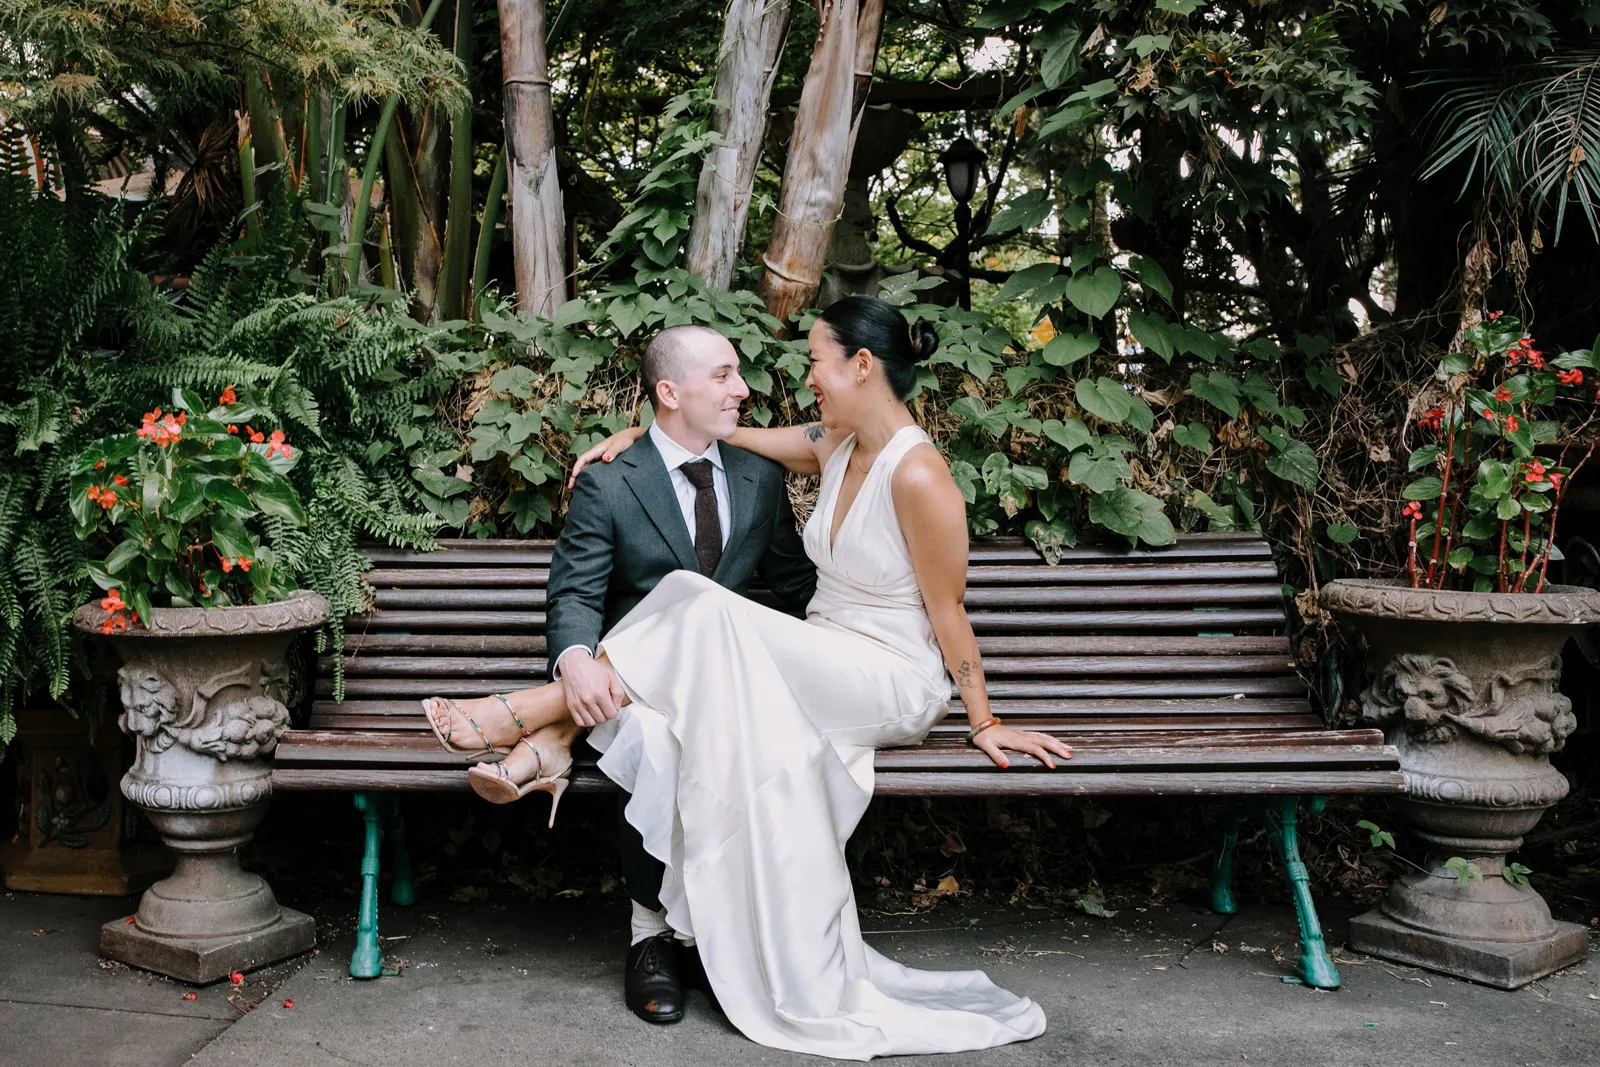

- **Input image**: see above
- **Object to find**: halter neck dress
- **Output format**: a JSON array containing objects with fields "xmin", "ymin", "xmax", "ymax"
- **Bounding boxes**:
[{"xmin": 588, "ymin": 425, "xmax": 1047, "ymax": 1059}]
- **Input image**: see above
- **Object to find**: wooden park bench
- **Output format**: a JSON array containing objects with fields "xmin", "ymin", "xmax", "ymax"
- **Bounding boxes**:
[{"xmin": 273, "ymin": 532, "xmax": 1402, "ymax": 987}]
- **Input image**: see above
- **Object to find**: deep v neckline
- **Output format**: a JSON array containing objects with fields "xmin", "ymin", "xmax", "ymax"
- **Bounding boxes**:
[{"xmin": 826, "ymin": 426, "xmax": 914, "ymax": 556}]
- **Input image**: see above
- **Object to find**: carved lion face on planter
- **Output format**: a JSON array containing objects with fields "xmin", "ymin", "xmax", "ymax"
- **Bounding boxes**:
[
  {"xmin": 1361, "ymin": 653, "xmax": 1476, "ymax": 744},
  {"xmin": 116, "ymin": 664, "xmax": 178, "ymax": 749}
]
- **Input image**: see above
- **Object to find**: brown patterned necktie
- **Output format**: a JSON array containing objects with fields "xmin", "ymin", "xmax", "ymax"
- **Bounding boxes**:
[{"xmin": 679, "ymin": 459, "xmax": 723, "ymax": 577}]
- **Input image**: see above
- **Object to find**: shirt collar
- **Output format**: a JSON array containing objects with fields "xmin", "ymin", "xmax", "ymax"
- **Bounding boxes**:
[{"xmin": 648, "ymin": 421, "xmax": 723, "ymax": 472}]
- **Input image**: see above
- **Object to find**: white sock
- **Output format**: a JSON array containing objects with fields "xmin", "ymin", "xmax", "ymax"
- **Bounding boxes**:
[{"xmin": 630, "ymin": 901, "xmax": 671, "ymax": 945}]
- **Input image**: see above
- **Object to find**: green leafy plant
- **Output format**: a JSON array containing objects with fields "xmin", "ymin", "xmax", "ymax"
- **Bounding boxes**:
[
  {"xmin": 1399, "ymin": 312, "xmax": 1598, "ymax": 592},
  {"xmin": 1356, "ymin": 819, "xmax": 1396, "ymax": 849},
  {"xmin": 71, "ymin": 386, "xmax": 307, "ymax": 631},
  {"xmin": 1444, "ymin": 856, "xmax": 1485, "ymax": 886},
  {"xmin": 1503, "ymin": 861, "xmax": 1534, "ymax": 887}
]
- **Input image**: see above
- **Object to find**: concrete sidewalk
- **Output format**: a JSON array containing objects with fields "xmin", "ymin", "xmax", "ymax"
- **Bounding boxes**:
[{"xmin": 4, "ymin": 887, "xmax": 1597, "ymax": 1067}]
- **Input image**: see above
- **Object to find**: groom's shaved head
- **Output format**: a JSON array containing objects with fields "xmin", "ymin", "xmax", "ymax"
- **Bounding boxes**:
[{"xmin": 642, "ymin": 325, "xmax": 726, "ymax": 401}]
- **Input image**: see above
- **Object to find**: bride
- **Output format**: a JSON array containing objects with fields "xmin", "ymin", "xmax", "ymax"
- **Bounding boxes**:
[{"xmin": 421, "ymin": 295, "xmax": 1071, "ymax": 1058}]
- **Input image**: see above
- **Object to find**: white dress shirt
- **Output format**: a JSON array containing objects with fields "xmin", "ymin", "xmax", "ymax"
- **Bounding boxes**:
[{"xmin": 554, "ymin": 423, "xmax": 733, "ymax": 677}]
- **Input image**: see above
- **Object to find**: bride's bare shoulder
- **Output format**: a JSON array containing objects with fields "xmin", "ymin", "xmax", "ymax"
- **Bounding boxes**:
[{"xmin": 890, "ymin": 442, "xmax": 960, "ymax": 501}]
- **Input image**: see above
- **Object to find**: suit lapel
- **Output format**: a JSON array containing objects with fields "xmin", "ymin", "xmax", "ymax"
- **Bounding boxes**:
[
  {"xmin": 712, "ymin": 445, "xmax": 760, "ymax": 583},
  {"xmin": 621, "ymin": 436, "xmax": 700, "ymax": 573}
]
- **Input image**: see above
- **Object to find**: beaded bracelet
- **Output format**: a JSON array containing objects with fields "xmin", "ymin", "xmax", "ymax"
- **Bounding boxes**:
[{"xmin": 965, "ymin": 716, "xmax": 1003, "ymax": 744}]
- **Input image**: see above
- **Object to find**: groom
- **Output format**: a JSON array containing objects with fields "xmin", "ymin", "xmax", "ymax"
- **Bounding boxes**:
[{"xmin": 546, "ymin": 324, "xmax": 817, "ymax": 1024}]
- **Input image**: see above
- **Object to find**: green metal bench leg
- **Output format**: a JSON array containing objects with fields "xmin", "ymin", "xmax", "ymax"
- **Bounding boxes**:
[
  {"xmin": 1269, "ymin": 795, "xmax": 1340, "ymax": 990},
  {"xmin": 384, "ymin": 796, "xmax": 416, "ymax": 907},
  {"xmin": 351, "ymin": 793, "xmax": 385, "ymax": 979},
  {"xmin": 1209, "ymin": 801, "xmax": 1251, "ymax": 915}
]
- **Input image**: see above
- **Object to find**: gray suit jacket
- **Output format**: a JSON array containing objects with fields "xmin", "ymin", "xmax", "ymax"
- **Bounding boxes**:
[{"xmin": 546, "ymin": 434, "xmax": 817, "ymax": 660}]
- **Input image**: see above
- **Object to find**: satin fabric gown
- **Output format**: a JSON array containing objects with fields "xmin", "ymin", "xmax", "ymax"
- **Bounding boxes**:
[{"xmin": 588, "ymin": 424, "xmax": 1046, "ymax": 1060}]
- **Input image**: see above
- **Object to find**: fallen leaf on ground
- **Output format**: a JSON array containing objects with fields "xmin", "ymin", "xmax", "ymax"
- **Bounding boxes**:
[
  {"xmin": 182, "ymin": 993, "xmax": 198, "ymax": 1001},
  {"xmin": 283, "ymin": 998, "xmax": 295, "ymax": 1009}
]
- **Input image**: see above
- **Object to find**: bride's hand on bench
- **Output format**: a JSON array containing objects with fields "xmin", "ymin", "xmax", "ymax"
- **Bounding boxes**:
[
  {"xmin": 973, "ymin": 726, "xmax": 1073, "ymax": 771},
  {"xmin": 569, "ymin": 426, "xmax": 647, "ymax": 487}
]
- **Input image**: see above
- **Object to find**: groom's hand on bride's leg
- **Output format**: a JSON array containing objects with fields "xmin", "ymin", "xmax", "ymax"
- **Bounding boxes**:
[{"xmin": 560, "ymin": 649, "xmax": 626, "ymax": 728}]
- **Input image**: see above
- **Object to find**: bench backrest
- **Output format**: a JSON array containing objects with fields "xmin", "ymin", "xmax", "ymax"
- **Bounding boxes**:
[{"xmin": 312, "ymin": 532, "xmax": 1320, "ymax": 737}]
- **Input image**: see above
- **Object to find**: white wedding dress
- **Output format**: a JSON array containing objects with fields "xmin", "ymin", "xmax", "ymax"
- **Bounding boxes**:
[{"xmin": 588, "ymin": 424, "xmax": 1046, "ymax": 1059}]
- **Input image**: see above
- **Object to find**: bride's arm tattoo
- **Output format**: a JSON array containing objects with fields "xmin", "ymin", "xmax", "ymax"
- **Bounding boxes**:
[
  {"xmin": 955, "ymin": 660, "xmax": 981, "ymax": 691},
  {"xmin": 802, "ymin": 422, "xmax": 826, "ymax": 442}
]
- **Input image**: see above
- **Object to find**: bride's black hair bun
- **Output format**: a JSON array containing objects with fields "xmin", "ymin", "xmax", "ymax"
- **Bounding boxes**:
[
  {"xmin": 909, "ymin": 318, "xmax": 940, "ymax": 364},
  {"xmin": 816, "ymin": 296, "xmax": 941, "ymax": 400}
]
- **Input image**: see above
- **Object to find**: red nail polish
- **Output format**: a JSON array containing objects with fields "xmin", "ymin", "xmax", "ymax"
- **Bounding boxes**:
[{"xmin": 1000, "ymin": 760, "xmax": 1009, "ymax": 769}]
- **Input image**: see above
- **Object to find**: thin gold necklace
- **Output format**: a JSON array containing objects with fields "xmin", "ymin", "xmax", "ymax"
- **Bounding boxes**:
[{"xmin": 850, "ymin": 449, "xmax": 875, "ymax": 475}]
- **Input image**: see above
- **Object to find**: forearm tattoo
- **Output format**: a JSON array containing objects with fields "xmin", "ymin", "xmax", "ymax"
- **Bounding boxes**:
[
  {"xmin": 802, "ymin": 422, "xmax": 826, "ymax": 442},
  {"xmin": 955, "ymin": 659, "xmax": 981, "ymax": 691}
]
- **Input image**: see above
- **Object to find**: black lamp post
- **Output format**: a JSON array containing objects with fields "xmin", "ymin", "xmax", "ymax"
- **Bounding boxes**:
[{"xmin": 939, "ymin": 135, "xmax": 986, "ymax": 310}]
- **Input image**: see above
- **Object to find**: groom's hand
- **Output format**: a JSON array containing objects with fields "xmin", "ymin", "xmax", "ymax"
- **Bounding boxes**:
[{"xmin": 558, "ymin": 649, "xmax": 626, "ymax": 727}]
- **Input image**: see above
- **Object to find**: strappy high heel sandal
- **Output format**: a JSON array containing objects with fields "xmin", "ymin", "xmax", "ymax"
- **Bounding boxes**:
[
  {"xmin": 466, "ymin": 735, "xmax": 573, "ymax": 826},
  {"xmin": 422, "ymin": 694, "xmax": 528, "ymax": 757}
]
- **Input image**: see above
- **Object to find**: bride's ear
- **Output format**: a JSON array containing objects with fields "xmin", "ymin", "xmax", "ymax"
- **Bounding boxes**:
[{"xmin": 851, "ymin": 347, "xmax": 874, "ymax": 385}]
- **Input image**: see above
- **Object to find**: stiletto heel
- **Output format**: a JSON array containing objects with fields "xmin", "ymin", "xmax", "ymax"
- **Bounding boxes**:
[
  {"xmin": 543, "ymin": 776, "xmax": 570, "ymax": 829},
  {"xmin": 466, "ymin": 734, "xmax": 574, "ymax": 822},
  {"xmin": 422, "ymin": 694, "xmax": 528, "ymax": 757}
]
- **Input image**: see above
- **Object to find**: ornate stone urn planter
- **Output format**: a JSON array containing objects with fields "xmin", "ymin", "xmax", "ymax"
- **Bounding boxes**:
[
  {"xmin": 1321, "ymin": 578, "xmax": 1600, "ymax": 988},
  {"xmin": 72, "ymin": 590, "xmax": 328, "ymax": 983}
]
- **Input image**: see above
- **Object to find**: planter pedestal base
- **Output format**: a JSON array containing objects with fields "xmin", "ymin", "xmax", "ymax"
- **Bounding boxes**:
[
  {"xmin": 101, "ymin": 905, "xmax": 314, "ymax": 984},
  {"xmin": 1350, "ymin": 908, "xmax": 1587, "ymax": 989}
]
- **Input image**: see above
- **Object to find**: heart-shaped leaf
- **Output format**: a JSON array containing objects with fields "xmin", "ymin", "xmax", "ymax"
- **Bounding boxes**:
[
  {"xmin": 1065, "ymin": 268, "xmax": 1122, "ymax": 319},
  {"xmin": 1042, "ymin": 417, "xmax": 1092, "ymax": 452},
  {"xmin": 1131, "ymin": 257, "xmax": 1174, "ymax": 305},
  {"xmin": 1189, "ymin": 371, "xmax": 1242, "ymax": 418},
  {"xmin": 985, "ymin": 189, "xmax": 1052, "ymax": 236},
  {"xmin": 994, "ymin": 263, "xmax": 1059, "ymax": 304},
  {"xmin": 1172, "ymin": 422, "xmax": 1211, "ymax": 452},
  {"xmin": 1043, "ymin": 330, "xmax": 1099, "ymax": 367},
  {"xmin": 1088, "ymin": 487, "xmax": 1176, "ymax": 546},
  {"xmin": 1075, "ymin": 376, "xmax": 1133, "ymax": 423}
]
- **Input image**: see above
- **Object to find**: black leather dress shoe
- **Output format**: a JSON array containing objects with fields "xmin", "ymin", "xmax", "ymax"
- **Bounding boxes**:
[
  {"xmin": 625, "ymin": 933, "xmax": 685, "ymax": 1024},
  {"xmin": 676, "ymin": 943, "xmax": 723, "ymax": 1016}
]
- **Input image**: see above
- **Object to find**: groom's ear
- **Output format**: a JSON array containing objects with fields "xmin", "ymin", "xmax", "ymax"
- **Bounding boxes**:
[{"xmin": 654, "ymin": 379, "xmax": 680, "ymax": 411}]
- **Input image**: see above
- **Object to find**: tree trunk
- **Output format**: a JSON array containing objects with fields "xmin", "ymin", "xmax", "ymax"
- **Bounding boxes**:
[
  {"xmin": 498, "ymin": 0, "xmax": 567, "ymax": 318},
  {"xmin": 758, "ymin": 0, "xmax": 883, "ymax": 323},
  {"xmin": 684, "ymin": 0, "xmax": 792, "ymax": 291}
]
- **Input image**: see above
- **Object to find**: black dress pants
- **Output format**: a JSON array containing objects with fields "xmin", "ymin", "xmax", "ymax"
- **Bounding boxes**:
[{"xmin": 616, "ymin": 790, "xmax": 665, "ymax": 911}]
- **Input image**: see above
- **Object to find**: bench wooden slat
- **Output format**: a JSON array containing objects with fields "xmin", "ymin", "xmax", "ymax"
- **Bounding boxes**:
[
  {"xmin": 874, "ymin": 770, "xmax": 1403, "ymax": 797},
  {"xmin": 356, "ymin": 532, "xmax": 1275, "ymax": 568},
  {"xmin": 308, "ymin": 694, "xmax": 1320, "ymax": 721},
  {"xmin": 275, "ymin": 728, "xmax": 1391, "ymax": 768},
  {"xmin": 272, "ymin": 765, "xmax": 1401, "ymax": 796},
  {"xmin": 313, "ymin": 675, "xmax": 1307, "ymax": 700},
  {"xmin": 965, "ymin": 608, "xmax": 1284, "ymax": 631},
  {"xmin": 345, "ymin": 608, "xmax": 1286, "ymax": 634},
  {"xmin": 307, "ymin": 712, "xmax": 1328, "ymax": 733},
  {"xmin": 365, "ymin": 582, "xmax": 1287, "ymax": 612},
  {"xmin": 320, "ymin": 652, "xmax": 1297, "ymax": 679},
  {"xmin": 334, "ymin": 633, "xmax": 1291, "ymax": 657},
  {"xmin": 361, "ymin": 560, "xmax": 1283, "ymax": 589}
]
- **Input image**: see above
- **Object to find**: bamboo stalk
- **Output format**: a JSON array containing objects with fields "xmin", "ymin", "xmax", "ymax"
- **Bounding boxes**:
[
  {"xmin": 305, "ymin": 94, "xmax": 324, "ymax": 211},
  {"xmin": 238, "ymin": 124, "xmax": 260, "ymax": 240},
  {"xmin": 471, "ymin": 147, "xmax": 508, "ymax": 314},
  {"xmin": 439, "ymin": 0, "xmax": 476, "ymax": 320},
  {"xmin": 325, "ymin": 103, "xmax": 347, "ymax": 209},
  {"xmin": 345, "ymin": 0, "xmax": 447, "ymax": 292}
]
